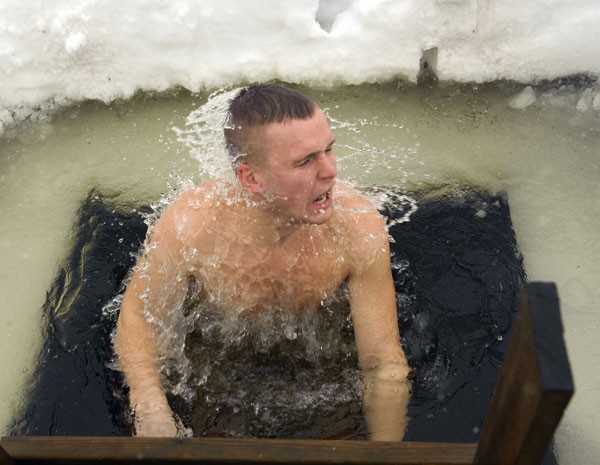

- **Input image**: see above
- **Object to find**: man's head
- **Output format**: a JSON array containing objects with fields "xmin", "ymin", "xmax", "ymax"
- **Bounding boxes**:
[
  {"xmin": 224, "ymin": 83, "xmax": 337, "ymax": 225},
  {"xmin": 224, "ymin": 83, "xmax": 317, "ymax": 168}
]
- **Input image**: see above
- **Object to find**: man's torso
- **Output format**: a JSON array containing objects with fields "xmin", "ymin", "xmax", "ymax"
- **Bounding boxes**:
[{"xmin": 171, "ymin": 180, "xmax": 367, "ymax": 316}]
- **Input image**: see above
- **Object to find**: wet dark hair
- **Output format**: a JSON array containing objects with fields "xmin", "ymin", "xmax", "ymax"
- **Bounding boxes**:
[{"xmin": 224, "ymin": 83, "xmax": 316, "ymax": 167}]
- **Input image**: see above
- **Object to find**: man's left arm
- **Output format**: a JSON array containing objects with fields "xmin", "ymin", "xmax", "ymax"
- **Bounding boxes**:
[{"xmin": 347, "ymin": 211, "xmax": 411, "ymax": 441}]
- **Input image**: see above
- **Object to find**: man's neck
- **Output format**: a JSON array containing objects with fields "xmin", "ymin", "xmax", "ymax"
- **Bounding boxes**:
[{"xmin": 241, "ymin": 191, "xmax": 313, "ymax": 246}]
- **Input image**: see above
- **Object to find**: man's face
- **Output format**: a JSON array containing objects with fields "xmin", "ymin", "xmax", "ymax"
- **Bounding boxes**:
[{"xmin": 251, "ymin": 108, "xmax": 337, "ymax": 225}]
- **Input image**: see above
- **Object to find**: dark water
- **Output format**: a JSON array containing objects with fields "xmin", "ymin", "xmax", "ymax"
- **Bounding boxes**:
[
  {"xmin": 385, "ymin": 188, "xmax": 525, "ymax": 442},
  {"xmin": 8, "ymin": 190, "xmax": 148, "ymax": 436},
  {"xmin": 179, "ymin": 293, "xmax": 364, "ymax": 439},
  {"xmin": 8, "ymin": 184, "xmax": 556, "ymax": 462}
]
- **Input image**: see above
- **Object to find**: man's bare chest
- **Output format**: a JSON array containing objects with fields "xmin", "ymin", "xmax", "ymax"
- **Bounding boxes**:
[{"xmin": 186, "ymin": 236, "xmax": 349, "ymax": 314}]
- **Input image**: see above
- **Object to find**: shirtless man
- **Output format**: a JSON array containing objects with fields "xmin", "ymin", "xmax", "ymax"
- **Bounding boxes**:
[{"xmin": 115, "ymin": 84, "xmax": 411, "ymax": 440}]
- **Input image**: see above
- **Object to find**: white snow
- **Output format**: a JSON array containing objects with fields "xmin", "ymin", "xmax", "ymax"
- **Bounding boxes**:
[
  {"xmin": 64, "ymin": 31, "xmax": 87, "ymax": 54},
  {"xmin": 1, "ymin": 0, "xmax": 600, "ymax": 133}
]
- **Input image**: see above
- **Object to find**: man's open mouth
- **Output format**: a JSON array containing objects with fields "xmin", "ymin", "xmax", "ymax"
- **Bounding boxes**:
[{"xmin": 313, "ymin": 190, "xmax": 331, "ymax": 205}]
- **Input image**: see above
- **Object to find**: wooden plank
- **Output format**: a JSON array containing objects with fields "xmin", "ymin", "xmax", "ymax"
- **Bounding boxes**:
[
  {"xmin": 474, "ymin": 282, "xmax": 574, "ymax": 465},
  {"xmin": 0, "ymin": 437, "xmax": 476, "ymax": 465},
  {"xmin": 0, "ymin": 443, "xmax": 15, "ymax": 465}
]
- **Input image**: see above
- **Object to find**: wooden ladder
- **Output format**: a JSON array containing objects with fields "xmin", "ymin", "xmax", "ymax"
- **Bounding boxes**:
[{"xmin": 0, "ymin": 282, "xmax": 574, "ymax": 465}]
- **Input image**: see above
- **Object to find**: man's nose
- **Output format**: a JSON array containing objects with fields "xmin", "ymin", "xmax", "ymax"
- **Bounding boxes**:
[{"xmin": 318, "ymin": 152, "xmax": 337, "ymax": 179}]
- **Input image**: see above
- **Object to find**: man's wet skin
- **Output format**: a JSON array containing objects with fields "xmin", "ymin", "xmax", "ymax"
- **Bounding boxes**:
[
  {"xmin": 164, "ymin": 182, "xmax": 383, "ymax": 317},
  {"xmin": 164, "ymin": 108, "xmax": 347, "ymax": 316}
]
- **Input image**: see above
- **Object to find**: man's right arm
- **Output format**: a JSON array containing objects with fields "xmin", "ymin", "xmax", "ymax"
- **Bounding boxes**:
[{"xmin": 115, "ymin": 206, "xmax": 189, "ymax": 437}]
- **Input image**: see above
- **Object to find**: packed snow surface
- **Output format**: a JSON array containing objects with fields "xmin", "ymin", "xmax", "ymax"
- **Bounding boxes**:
[{"xmin": 1, "ymin": 0, "xmax": 600, "ymax": 133}]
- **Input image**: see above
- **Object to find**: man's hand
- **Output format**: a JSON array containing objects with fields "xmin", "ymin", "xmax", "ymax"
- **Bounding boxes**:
[
  {"xmin": 362, "ymin": 362, "xmax": 411, "ymax": 441},
  {"xmin": 133, "ymin": 397, "xmax": 178, "ymax": 437}
]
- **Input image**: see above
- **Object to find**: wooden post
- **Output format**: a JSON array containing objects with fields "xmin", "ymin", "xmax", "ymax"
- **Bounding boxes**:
[
  {"xmin": 0, "ymin": 443, "xmax": 14, "ymax": 465},
  {"xmin": 474, "ymin": 282, "xmax": 574, "ymax": 465}
]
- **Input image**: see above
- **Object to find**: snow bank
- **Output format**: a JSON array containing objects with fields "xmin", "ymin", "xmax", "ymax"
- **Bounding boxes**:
[{"xmin": 1, "ymin": 0, "xmax": 599, "ymax": 133}]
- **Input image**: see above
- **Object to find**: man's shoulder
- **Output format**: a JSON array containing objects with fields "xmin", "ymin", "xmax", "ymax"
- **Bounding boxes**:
[
  {"xmin": 332, "ymin": 182, "xmax": 390, "ymax": 269},
  {"xmin": 154, "ymin": 179, "xmax": 236, "ymax": 237},
  {"xmin": 334, "ymin": 182, "xmax": 387, "ymax": 232},
  {"xmin": 164, "ymin": 178, "xmax": 236, "ymax": 219},
  {"xmin": 172, "ymin": 178, "xmax": 235, "ymax": 207}
]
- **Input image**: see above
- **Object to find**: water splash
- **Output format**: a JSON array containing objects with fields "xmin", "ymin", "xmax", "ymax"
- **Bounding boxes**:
[
  {"xmin": 368, "ymin": 189, "xmax": 418, "ymax": 228},
  {"xmin": 181, "ymin": 297, "xmax": 365, "ymax": 438},
  {"xmin": 172, "ymin": 87, "xmax": 241, "ymax": 182}
]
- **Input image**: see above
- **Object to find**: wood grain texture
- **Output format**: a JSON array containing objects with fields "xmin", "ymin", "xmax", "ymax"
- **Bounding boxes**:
[
  {"xmin": 0, "ymin": 436, "xmax": 476, "ymax": 465},
  {"xmin": 474, "ymin": 282, "xmax": 573, "ymax": 465}
]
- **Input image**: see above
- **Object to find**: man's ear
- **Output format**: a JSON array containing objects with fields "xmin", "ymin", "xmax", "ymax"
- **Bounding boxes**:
[{"xmin": 237, "ymin": 163, "xmax": 264, "ymax": 194}]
